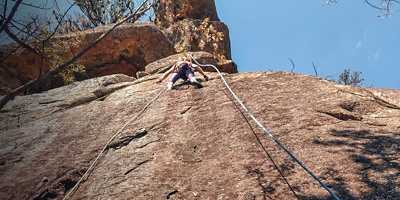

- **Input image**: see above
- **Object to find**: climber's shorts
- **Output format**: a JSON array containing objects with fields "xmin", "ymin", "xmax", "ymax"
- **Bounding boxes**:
[{"xmin": 169, "ymin": 70, "xmax": 194, "ymax": 83}]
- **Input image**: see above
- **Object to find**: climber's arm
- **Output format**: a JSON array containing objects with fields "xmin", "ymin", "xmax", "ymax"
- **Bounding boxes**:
[
  {"xmin": 156, "ymin": 64, "xmax": 176, "ymax": 83},
  {"xmin": 192, "ymin": 65, "xmax": 209, "ymax": 81}
]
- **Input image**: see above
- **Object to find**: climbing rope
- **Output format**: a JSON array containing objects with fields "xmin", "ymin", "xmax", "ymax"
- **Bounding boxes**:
[
  {"xmin": 63, "ymin": 87, "xmax": 166, "ymax": 200},
  {"xmin": 211, "ymin": 80, "xmax": 300, "ymax": 199},
  {"xmin": 189, "ymin": 54, "xmax": 340, "ymax": 200}
]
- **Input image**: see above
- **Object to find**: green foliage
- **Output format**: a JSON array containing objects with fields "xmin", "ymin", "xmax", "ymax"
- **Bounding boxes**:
[
  {"xmin": 59, "ymin": 63, "xmax": 86, "ymax": 84},
  {"xmin": 195, "ymin": 18, "xmax": 226, "ymax": 62},
  {"xmin": 74, "ymin": 0, "xmax": 137, "ymax": 27},
  {"xmin": 173, "ymin": 18, "xmax": 226, "ymax": 62},
  {"xmin": 337, "ymin": 69, "xmax": 364, "ymax": 86},
  {"xmin": 26, "ymin": 13, "xmax": 87, "ymax": 85},
  {"xmin": 45, "ymin": 37, "xmax": 87, "ymax": 85}
]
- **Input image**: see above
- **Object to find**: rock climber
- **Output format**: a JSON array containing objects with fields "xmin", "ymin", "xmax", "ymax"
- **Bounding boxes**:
[{"xmin": 156, "ymin": 57, "xmax": 209, "ymax": 90}]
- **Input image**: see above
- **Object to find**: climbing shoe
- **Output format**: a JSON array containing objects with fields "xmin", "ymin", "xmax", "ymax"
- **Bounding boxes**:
[{"xmin": 193, "ymin": 82, "xmax": 203, "ymax": 89}]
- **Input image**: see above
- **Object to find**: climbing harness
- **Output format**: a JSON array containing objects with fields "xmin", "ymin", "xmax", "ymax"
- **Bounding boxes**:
[
  {"xmin": 63, "ymin": 87, "xmax": 166, "ymax": 200},
  {"xmin": 189, "ymin": 54, "xmax": 340, "ymax": 200}
]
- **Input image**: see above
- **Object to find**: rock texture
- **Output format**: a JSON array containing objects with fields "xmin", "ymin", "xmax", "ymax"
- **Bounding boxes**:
[
  {"xmin": 155, "ymin": 0, "xmax": 220, "ymax": 27},
  {"xmin": 0, "ymin": 23, "xmax": 176, "ymax": 95},
  {"xmin": 72, "ymin": 23, "xmax": 175, "ymax": 78},
  {"xmin": 1, "ymin": 72, "xmax": 399, "ymax": 199},
  {"xmin": 155, "ymin": 0, "xmax": 231, "ymax": 59},
  {"xmin": 144, "ymin": 51, "xmax": 237, "ymax": 75},
  {"xmin": 162, "ymin": 19, "xmax": 232, "ymax": 60},
  {"xmin": 0, "ymin": 0, "xmax": 233, "ymax": 95}
]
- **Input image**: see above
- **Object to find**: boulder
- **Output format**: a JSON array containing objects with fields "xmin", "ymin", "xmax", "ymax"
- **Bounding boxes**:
[
  {"xmin": 162, "ymin": 19, "xmax": 232, "ymax": 60},
  {"xmin": 0, "ymin": 23, "xmax": 176, "ymax": 95},
  {"xmin": 155, "ymin": 0, "xmax": 219, "ymax": 27},
  {"xmin": 144, "ymin": 51, "xmax": 237, "ymax": 75}
]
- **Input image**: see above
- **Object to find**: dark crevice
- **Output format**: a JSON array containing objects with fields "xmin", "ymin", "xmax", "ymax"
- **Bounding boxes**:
[
  {"xmin": 33, "ymin": 168, "xmax": 85, "ymax": 200},
  {"xmin": 342, "ymin": 89, "xmax": 400, "ymax": 110},
  {"xmin": 180, "ymin": 106, "xmax": 192, "ymax": 114},
  {"xmin": 318, "ymin": 111, "xmax": 362, "ymax": 121},
  {"xmin": 107, "ymin": 129, "xmax": 148, "ymax": 150},
  {"xmin": 166, "ymin": 190, "xmax": 178, "ymax": 199},
  {"xmin": 33, "ymin": 189, "xmax": 58, "ymax": 200},
  {"xmin": 137, "ymin": 138, "xmax": 161, "ymax": 148},
  {"xmin": 124, "ymin": 159, "xmax": 152, "ymax": 175},
  {"xmin": 339, "ymin": 101, "xmax": 359, "ymax": 112}
]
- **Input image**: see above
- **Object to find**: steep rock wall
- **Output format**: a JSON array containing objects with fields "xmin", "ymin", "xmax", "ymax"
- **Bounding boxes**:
[{"xmin": 1, "ymin": 72, "xmax": 399, "ymax": 199}]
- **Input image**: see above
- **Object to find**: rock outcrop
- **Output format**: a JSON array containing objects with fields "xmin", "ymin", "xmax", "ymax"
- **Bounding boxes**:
[
  {"xmin": 162, "ymin": 19, "xmax": 232, "ymax": 60},
  {"xmin": 0, "ymin": 0, "xmax": 233, "ymax": 95},
  {"xmin": 0, "ymin": 23, "xmax": 176, "ymax": 95},
  {"xmin": 155, "ymin": 0, "xmax": 220, "ymax": 27},
  {"xmin": 143, "ymin": 51, "xmax": 237, "ymax": 75},
  {"xmin": 1, "ymin": 72, "xmax": 399, "ymax": 199},
  {"xmin": 155, "ymin": 0, "xmax": 231, "ymax": 59},
  {"xmin": 2, "ymin": 2, "xmax": 398, "ymax": 198}
]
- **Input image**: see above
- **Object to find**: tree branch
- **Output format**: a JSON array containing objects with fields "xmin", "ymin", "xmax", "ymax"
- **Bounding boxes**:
[
  {"xmin": 312, "ymin": 62, "xmax": 318, "ymax": 76},
  {"xmin": 289, "ymin": 58, "xmax": 295, "ymax": 72},
  {"xmin": 0, "ymin": 0, "xmax": 152, "ymax": 110},
  {"xmin": 0, "ymin": 0, "xmax": 23, "ymax": 33}
]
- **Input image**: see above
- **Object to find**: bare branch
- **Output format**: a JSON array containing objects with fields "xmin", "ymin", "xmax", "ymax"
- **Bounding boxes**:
[
  {"xmin": 312, "ymin": 62, "xmax": 318, "ymax": 76},
  {"xmin": 0, "ymin": 0, "xmax": 153, "ymax": 110},
  {"xmin": 37, "ymin": 2, "xmax": 78, "ymax": 78},
  {"xmin": 289, "ymin": 58, "xmax": 295, "ymax": 72},
  {"xmin": 323, "ymin": 0, "xmax": 400, "ymax": 17},
  {"xmin": 0, "ymin": 0, "xmax": 23, "ymax": 33},
  {"xmin": 2, "ymin": 24, "xmax": 39, "ymax": 55}
]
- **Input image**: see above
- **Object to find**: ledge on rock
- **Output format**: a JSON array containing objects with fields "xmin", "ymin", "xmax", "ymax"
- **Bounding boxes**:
[
  {"xmin": 144, "ymin": 51, "xmax": 237, "ymax": 75},
  {"xmin": 0, "ymin": 74, "xmax": 136, "ymax": 130}
]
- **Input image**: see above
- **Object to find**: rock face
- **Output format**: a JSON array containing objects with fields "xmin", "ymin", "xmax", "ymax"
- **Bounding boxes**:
[
  {"xmin": 0, "ymin": 0, "xmax": 233, "ymax": 95},
  {"xmin": 144, "ymin": 51, "xmax": 237, "ymax": 75},
  {"xmin": 0, "ymin": 23, "xmax": 176, "ymax": 95},
  {"xmin": 1, "ymin": 72, "xmax": 399, "ymax": 199},
  {"xmin": 162, "ymin": 19, "xmax": 232, "ymax": 60},
  {"xmin": 155, "ymin": 0, "xmax": 220, "ymax": 27},
  {"xmin": 73, "ymin": 23, "xmax": 176, "ymax": 78},
  {"xmin": 155, "ymin": 0, "xmax": 231, "ymax": 59}
]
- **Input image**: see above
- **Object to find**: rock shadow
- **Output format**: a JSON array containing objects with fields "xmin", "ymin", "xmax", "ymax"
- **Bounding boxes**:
[{"xmin": 312, "ymin": 129, "xmax": 399, "ymax": 199}]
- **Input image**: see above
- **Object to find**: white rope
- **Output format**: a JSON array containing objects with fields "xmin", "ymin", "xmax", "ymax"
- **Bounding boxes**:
[
  {"xmin": 189, "ymin": 54, "xmax": 340, "ymax": 200},
  {"xmin": 63, "ymin": 87, "xmax": 166, "ymax": 200}
]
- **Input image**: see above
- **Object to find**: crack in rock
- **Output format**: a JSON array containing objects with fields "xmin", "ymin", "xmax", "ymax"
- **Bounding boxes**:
[
  {"xmin": 137, "ymin": 138, "xmax": 161, "ymax": 149},
  {"xmin": 180, "ymin": 106, "xmax": 192, "ymax": 114},
  {"xmin": 166, "ymin": 190, "xmax": 178, "ymax": 199},
  {"xmin": 318, "ymin": 110, "xmax": 362, "ymax": 121},
  {"xmin": 107, "ymin": 129, "xmax": 148, "ymax": 150},
  {"xmin": 124, "ymin": 159, "xmax": 152, "ymax": 175}
]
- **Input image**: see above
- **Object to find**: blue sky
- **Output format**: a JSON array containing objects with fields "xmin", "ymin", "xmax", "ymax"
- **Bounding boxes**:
[
  {"xmin": 6, "ymin": 1, "xmax": 399, "ymax": 89},
  {"xmin": 215, "ymin": 1, "xmax": 400, "ymax": 89}
]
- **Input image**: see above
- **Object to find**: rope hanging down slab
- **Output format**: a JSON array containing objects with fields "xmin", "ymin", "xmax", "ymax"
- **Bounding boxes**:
[
  {"xmin": 189, "ymin": 54, "xmax": 340, "ymax": 200},
  {"xmin": 63, "ymin": 88, "xmax": 166, "ymax": 200}
]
